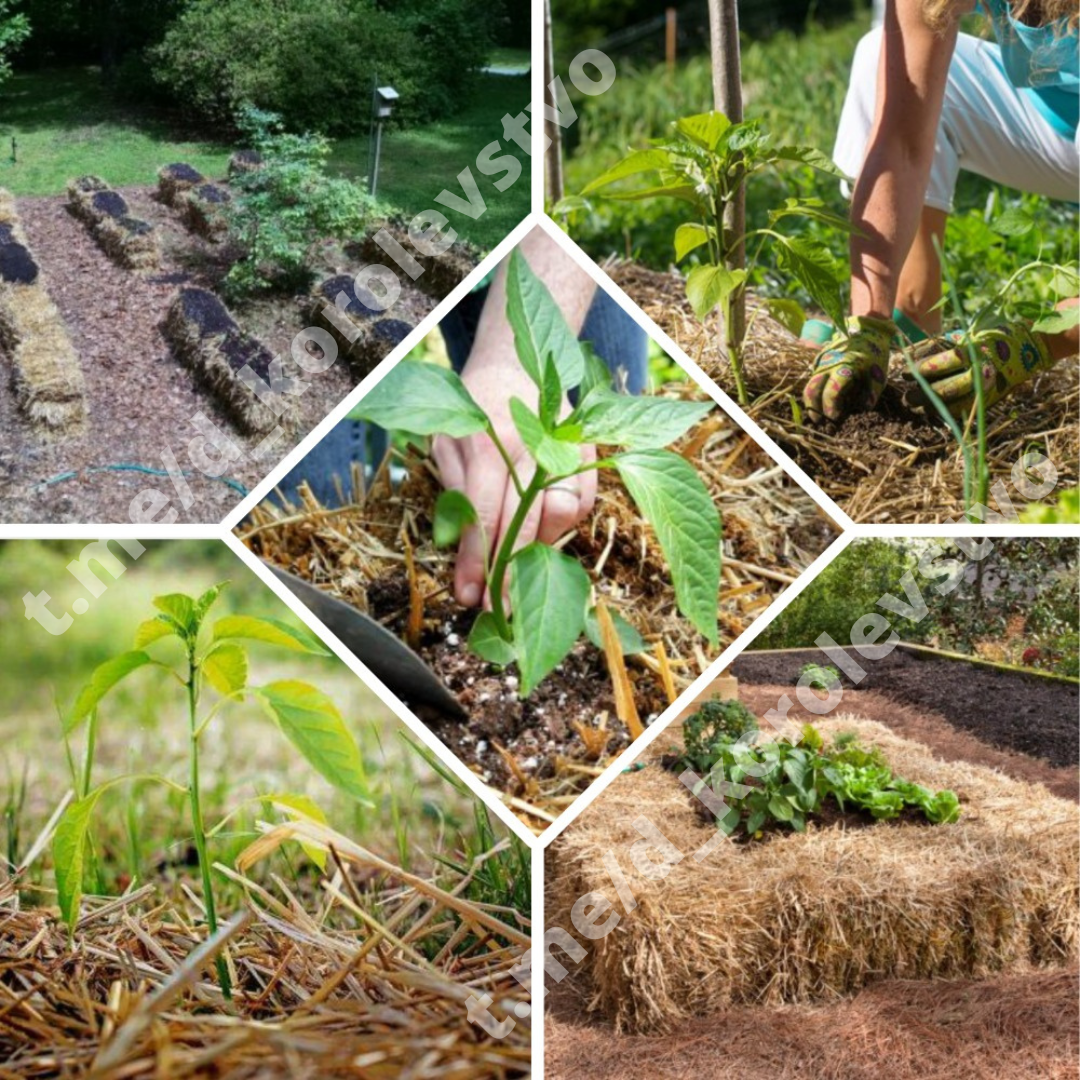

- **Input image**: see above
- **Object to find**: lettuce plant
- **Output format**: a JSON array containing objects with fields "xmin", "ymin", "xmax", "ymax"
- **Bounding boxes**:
[
  {"xmin": 353, "ymin": 249, "xmax": 721, "ymax": 696},
  {"xmin": 580, "ymin": 111, "xmax": 853, "ymax": 404},
  {"xmin": 54, "ymin": 583, "xmax": 371, "ymax": 998}
]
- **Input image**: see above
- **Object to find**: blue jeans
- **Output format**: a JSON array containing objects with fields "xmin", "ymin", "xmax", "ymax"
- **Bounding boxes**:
[{"xmin": 276, "ymin": 287, "xmax": 648, "ymax": 508}]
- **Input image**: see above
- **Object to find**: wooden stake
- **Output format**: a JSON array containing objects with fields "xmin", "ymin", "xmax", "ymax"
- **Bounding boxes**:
[
  {"xmin": 655, "ymin": 638, "xmax": 678, "ymax": 705},
  {"xmin": 665, "ymin": 8, "xmax": 677, "ymax": 73},
  {"xmin": 402, "ymin": 534, "xmax": 423, "ymax": 650}
]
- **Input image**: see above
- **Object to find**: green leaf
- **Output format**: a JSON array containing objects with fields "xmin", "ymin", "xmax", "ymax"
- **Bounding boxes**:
[
  {"xmin": 67, "ymin": 651, "xmax": 153, "ymax": 734},
  {"xmin": 509, "ymin": 543, "xmax": 591, "ymax": 695},
  {"xmin": 539, "ymin": 352, "xmax": 563, "ymax": 429},
  {"xmin": 505, "ymin": 249, "xmax": 585, "ymax": 390},
  {"xmin": 767, "ymin": 198, "xmax": 854, "ymax": 233},
  {"xmin": 584, "ymin": 606, "xmax": 646, "ymax": 654},
  {"xmin": 746, "ymin": 809, "xmax": 766, "ymax": 836},
  {"xmin": 674, "ymin": 111, "xmax": 731, "ymax": 151},
  {"xmin": 255, "ymin": 681, "xmax": 372, "ymax": 806},
  {"xmin": 992, "ymin": 205, "xmax": 1035, "ymax": 237},
  {"xmin": 1033, "ymin": 306, "xmax": 1080, "ymax": 334},
  {"xmin": 580, "ymin": 148, "xmax": 672, "ymax": 195},
  {"xmin": 433, "ymin": 489, "xmax": 479, "ymax": 549},
  {"xmin": 774, "ymin": 236, "xmax": 846, "ymax": 329},
  {"xmin": 510, "ymin": 398, "xmax": 582, "ymax": 476},
  {"xmin": 212, "ymin": 615, "xmax": 330, "ymax": 656},
  {"xmin": 202, "ymin": 643, "xmax": 248, "ymax": 697},
  {"xmin": 153, "ymin": 593, "xmax": 195, "ymax": 633},
  {"xmin": 764, "ymin": 298, "xmax": 807, "ymax": 338},
  {"xmin": 685, "ymin": 264, "xmax": 747, "ymax": 320},
  {"xmin": 603, "ymin": 182, "xmax": 701, "ymax": 204},
  {"xmin": 53, "ymin": 789, "xmax": 106, "ymax": 930},
  {"xmin": 613, "ymin": 450, "xmax": 720, "ymax": 644},
  {"xmin": 578, "ymin": 390, "xmax": 713, "ymax": 449},
  {"xmin": 674, "ymin": 222, "xmax": 712, "ymax": 263},
  {"xmin": 551, "ymin": 195, "xmax": 591, "ymax": 216},
  {"xmin": 767, "ymin": 795, "xmax": 794, "ymax": 822},
  {"xmin": 268, "ymin": 793, "xmax": 329, "ymax": 870},
  {"xmin": 133, "ymin": 617, "xmax": 176, "ymax": 649},
  {"xmin": 576, "ymin": 341, "xmax": 613, "ymax": 401},
  {"xmin": 194, "ymin": 582, "xmax": 228, "ymax": 624},
  {"xmin": 349, "ymin": 360, "xmax": 489, "ymax": 438},
  {"xmin": 468, "ymin": 611, "xmax": 517, "ymax": 667},
  {"xmin": 772, "ymin": 145, "xmax": 849, "ymax": 178},
  {"xmin": 717, "ymin": 804, "xmax": 742, "ymax": 835}
]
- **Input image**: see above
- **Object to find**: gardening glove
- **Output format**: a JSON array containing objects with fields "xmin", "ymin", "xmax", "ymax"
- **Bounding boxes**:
[
  {"xmin": 802, "ymin": 314, "xmax": 895, "ymax": 423},
  {"xmin": 901, "ymin": 321, "xmax": 1055, "ymax": 421}
]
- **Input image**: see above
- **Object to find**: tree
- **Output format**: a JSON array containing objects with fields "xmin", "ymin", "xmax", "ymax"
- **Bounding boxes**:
[{"xmin": 0, "ymin": 0, "xmax": 30, "ymax": 85}]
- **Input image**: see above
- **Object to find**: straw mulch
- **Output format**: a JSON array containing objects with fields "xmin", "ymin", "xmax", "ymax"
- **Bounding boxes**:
[
  {"xmin": 157, "ymin": 163, "xmax": 206, "ymax": 208},
  {"xmin": 0, "ymin": 189, "xmax": 87, "ymax": 436},
  {"xmin": 66, "ymin": 175, "xmax": 160, "ymax": 271},
  {"xmin": 239, "ymin": 390, "xmax": 835, "ymax": 830},
  {"xmin": 0, "ymin": 816, "xmax": 530, "ymax": 1079},
  {"xmin": 547, "ymin": 715, "xmax": 1079, "ymax": 1034},
  {"xmin": 606, "ymin": 259, "xmax": 1079, "ymax": 524},
  {"xmin": 182, "ymin": 183, "xmax": 232, "ymax": 242},
  {"xmin": 163, "ymin": 286, "xmax": 295, "ymax": 435}
]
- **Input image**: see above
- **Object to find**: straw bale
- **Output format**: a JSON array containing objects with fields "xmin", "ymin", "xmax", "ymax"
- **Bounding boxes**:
[
  {"xmin": 0, "ymin": 241, "xmax": 38, "ymax": 284},
  {"xmin": 90, "ymin": 189, "xmax": 129, "ymax": 220},
  {"xmin": 305, "ymin": 274, "xmax": 386, "ymax": 376},
  {"xmin": 163, "ymin": 286, "xmax": 293, "ymax": 434},
  {"xmin": 228, "ymin": 148, "xmax": 263, "ymax": 178},
  {"xmin": 355, "ymin": 221, "xmax": 479, "ymax": 299},
  {"xmin": 66, "ymin": 174, "xmax": 109, "ymax": 221},
  {"xmin": 549, "ymin": 715, "xmax": 1080, "ymax": 1033},
  {"xmin": 94, "ymin": 214, "xmax": 161, "ymax": 271},
  {"xmin": 157, "ymin": 161, "xmax": 205, "ymax": 206},
  {"xmin": 182, "ymin": 183, "xmax": 231, "ymax": 241}
]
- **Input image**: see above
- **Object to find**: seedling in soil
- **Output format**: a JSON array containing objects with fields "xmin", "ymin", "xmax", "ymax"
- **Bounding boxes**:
[
  {"xmin": 54, "ymin": 583, "xmax": 371, "ymax": 999},
  {"xmin": 579, "ymin": 111, "xmax": 854, "ymax": 404},
  {"xmin": 799, "ymin": 662, "xmax": 840, "ymax": 693},
  {"xmin": 353, "ymin": 249, "xmax": 721, "ymax": 696}
]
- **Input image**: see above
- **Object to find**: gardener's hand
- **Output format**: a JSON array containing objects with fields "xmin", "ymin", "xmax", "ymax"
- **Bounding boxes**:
[
  {"xmin": 432, "ymin": 357, "xmax": 597, "ymax": 610},
  {"xmin": 901, "ymin": 321, "xmax": 1055, "ymax": 420},
  {"xmin": 802, "ymin": 315, "xmax": 895, "ymax": 423}
]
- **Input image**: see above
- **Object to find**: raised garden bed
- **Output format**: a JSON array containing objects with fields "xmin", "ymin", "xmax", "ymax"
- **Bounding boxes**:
[
  {"xmin": 157, "ymin": 162, "xmax": 206, "ymax": 207},
  {"xmin": 733, "ymin": 643, "xmax": 1079, "ymax": 767},
  {"xmin": 548, "ymin": 713, "xmax": 1079, "ymax": 1033},
  {"xmin": 66, "ymin": 175, "xmax": 160, "ymax": 271},
  {"xmin": 163, "ymin": 286, "xmax": 294, "ymax": 435},
  {"xmin": 349, "ymin": 220, "xmax": 481, "ymax": 301},
  {"xmin": 182, "ymin": 183, "xmax": 231, "ymax": 242},
  {"xmin": 0, "ymin": 188, "xmax": 86, "ymax": 436}
]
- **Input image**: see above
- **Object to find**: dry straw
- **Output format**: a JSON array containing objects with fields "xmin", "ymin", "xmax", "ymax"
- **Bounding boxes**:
[
  {"xmin": 0, "ymin": 816, "xmax": 529, "ymax": 1078},
  {"xmin": 0, "ymin": 188, "xmax": 86, "ymax": 436},
  {"xmin": 66, "ymin": 175, "xmax": 160, "ymax": 271},
  {"xmin": 182, "ymin": 183, "xmax": 232, "ymax": 242},
  {"xmin": 354, "ymin": 221, "xmax": 479, "ymax": 300},
  {"xmin": 163, "ymin": 286, "xmax": 294, "ymax": 435},
  {"xmin": 548, "ymin": 715, "xmax": 1079, "ymax": 1033},
  {"xmin": 157, "ymin": 162, "xmax": 206, "ymax": 207}
]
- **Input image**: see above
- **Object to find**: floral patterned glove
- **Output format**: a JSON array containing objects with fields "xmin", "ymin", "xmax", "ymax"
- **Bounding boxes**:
[
  {"xmin": 901, "ymin": 321, "xmax": 1054, "ymax": 420},
  {"xmin": 803, "ymin": 315, "xmax": 895, "ymax": 423}
]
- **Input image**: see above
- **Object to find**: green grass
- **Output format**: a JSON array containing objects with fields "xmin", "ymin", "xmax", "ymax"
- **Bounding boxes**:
[
  {"xmin": 0, "ymin": 67, "xmax": 531, "ymax": 251},
  {"xmin": 0, "ymin": 67, "xmax": 233, "ymax": 195},
  {"xmin": 486, "ymin": 46, "xmax": 532, "ymax": 72},
  {"xmin": 330, "ymin": 73, "xmax": 531, "ymax": 251}
]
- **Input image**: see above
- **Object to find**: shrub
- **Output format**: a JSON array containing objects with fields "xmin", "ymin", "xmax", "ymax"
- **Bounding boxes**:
[
  {"xmin": 149, "ymin": 0, "xmax": 495, "ymax": 134},
  {"xmin": 222, "ymin": 108, "xmax": 374, "ymax": 299}
]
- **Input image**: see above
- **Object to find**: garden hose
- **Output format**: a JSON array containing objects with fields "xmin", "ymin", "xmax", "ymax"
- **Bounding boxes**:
[{"xmin": 32, "ymin": 463, "xmax": 249, "ymax": 497}]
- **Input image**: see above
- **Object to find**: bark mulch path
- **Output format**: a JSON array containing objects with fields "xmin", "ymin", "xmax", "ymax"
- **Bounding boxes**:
[
  {"xmin": 733, "ymin": 645, "xmax": 1079, "ymax": 770},
  {"xmin": 0, "ymin": 189, "xmax": 368, "ymax": 523}
]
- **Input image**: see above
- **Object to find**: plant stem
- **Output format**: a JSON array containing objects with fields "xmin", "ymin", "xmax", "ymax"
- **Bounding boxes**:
[
  {"xmin": 487, "ymin": 467, "xmax": 548, "ymax": 639},
  {"xmin": 81, "ymin": 708, "xmax": 97, "ymax": 800},
  {"xmin": 186, "ymin": 652, "xmax": 232, "ymax": 1000}
]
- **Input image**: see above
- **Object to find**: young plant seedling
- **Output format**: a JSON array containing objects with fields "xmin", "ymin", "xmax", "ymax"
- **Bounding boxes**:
[
  {"xmin": 580, "ymin": 111, "xmax": 855, "ymax": 404},
  {"xmin": 54, "ymin": 583, "xmax": 371, "ymax": 999},
  {"xmin": 799, "ymin": 662, "xmax": 840, "ymax": 693},
  {"xmin": 353, "ymin": 249, "xmax": 721, "ymax": 697}
]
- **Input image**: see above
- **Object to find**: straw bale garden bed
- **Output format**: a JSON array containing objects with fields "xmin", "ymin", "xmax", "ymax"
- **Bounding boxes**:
[{"xmin": 546, "ymin": 642, "xmax": 1079, "ymax": 1079}]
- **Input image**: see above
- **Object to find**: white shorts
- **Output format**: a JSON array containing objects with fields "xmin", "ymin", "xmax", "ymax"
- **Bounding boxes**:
[{"xmin": 834, "ymin": 28, "xmax": 1080, "ymax": 213}]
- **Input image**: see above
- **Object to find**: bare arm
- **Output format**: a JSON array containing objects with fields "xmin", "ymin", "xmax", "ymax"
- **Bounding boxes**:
[{"xmin": 849, "ymin": 0, "xmax": 962, "ymax": 319}]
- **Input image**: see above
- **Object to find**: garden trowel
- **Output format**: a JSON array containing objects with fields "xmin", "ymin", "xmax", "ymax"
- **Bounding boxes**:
[{"xmin": 266, "ymin": 563, "xmax": 466, "ymax": 719}]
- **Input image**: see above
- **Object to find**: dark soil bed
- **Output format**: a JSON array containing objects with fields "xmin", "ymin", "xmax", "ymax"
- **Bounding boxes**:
[{"xmin": 732, "ymin": 645, "xmax": 1079, "ymax": 768}]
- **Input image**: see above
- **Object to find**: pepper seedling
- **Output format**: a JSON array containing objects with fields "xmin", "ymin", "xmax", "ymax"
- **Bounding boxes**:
[
  {"xmin": 54, "ymin": 582, "xmax": 371, "ymax": 999},
  {"xmin": 353, "ymin": 249, "xmax": 722, "ymax": 696}
]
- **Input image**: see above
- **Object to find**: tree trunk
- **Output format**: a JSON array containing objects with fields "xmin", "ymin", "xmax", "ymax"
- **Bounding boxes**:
[
  {"xmin": 544, "ymin": 0, "xmax": 564, "ymax": 204},
  {"xmin": 707, "ymin": 0, "xmax": 745, "ymax": 355}
]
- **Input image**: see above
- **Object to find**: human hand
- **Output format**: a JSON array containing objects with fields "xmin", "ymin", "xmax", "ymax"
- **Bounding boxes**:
[
  {"xmin": 802, "ymin": 314, "xmax": 895, "ymax": 423},
  {"xmin": 901, "ymin": 321, "xmax": 1054, "ymax": 420},
  {"xmin": 432, "ymin": 356, "xmax": 597, "ymax": 609}
]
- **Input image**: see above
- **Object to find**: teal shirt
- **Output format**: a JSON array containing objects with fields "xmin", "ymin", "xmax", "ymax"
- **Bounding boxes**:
[{"xmin": 982, "ymin": 0, "xmax": 1079, "ymax": 137}]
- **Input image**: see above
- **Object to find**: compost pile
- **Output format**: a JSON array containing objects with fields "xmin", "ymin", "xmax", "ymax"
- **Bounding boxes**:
[
  {"xmin": 608, "ymin": 259, "xmax": 1080, "ymax": 524},
  {"xmin": 547, "ymin": 714, "xmax": 1079, "ymax": 1034},
  {"xmin": 0, "ymin": 816, "xmax": 530, "ymax": 1079},
  {"xmin": 241, "ymin": 389, "xmax": 834, "ymax": 831}
]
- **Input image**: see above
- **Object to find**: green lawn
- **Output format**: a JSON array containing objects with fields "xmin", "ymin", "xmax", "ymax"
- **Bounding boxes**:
[{"xmin": 0, "ymin": 67, "xmax": 531, "ymax": 251}]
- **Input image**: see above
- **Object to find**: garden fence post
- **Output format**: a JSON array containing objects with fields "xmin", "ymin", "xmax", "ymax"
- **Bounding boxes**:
[{"xmin": 544, "ymin": 0, "xmax": 564, "ymax": 203}]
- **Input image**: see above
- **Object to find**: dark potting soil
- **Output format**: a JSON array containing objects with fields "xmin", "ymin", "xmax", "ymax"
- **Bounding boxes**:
[
  {"xmin": 732, "ymin": 645, "xmax": 1079, "ymax": 769},
  {"xmin": 318, "ymin": 274, "xmax": 382, "ymax": 319},
  {"xmin": 366, "ymin": 575, "xmax": 648, "ymax": 791},
  {"xmin": 120, "ymin": 216, "xmax": 154, "ymax": 238},
  {"xmin": 221, "ymin": 330, "xmax": 275, "ymax": 382},
  {"xmin": 195, "ymin": 184, "xmax": 230, "ymax": 205},
  {"xmin": 372, "ymin": 318, "xmax": 413, "ymax": 345},
  {"xmin": 0, "ymin": 243, "xmax": 38, "ymax": 285},
  {"xmin": 163, "ymin": 163, "xmax": 204, "ymax": 183},
  {"xmin": 91, "ymin": 190, "xmax": 130, "ymax": 220},
  {"xmin": 178, "ymin": 286, "xmax": 238, "ymax": 337}
]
